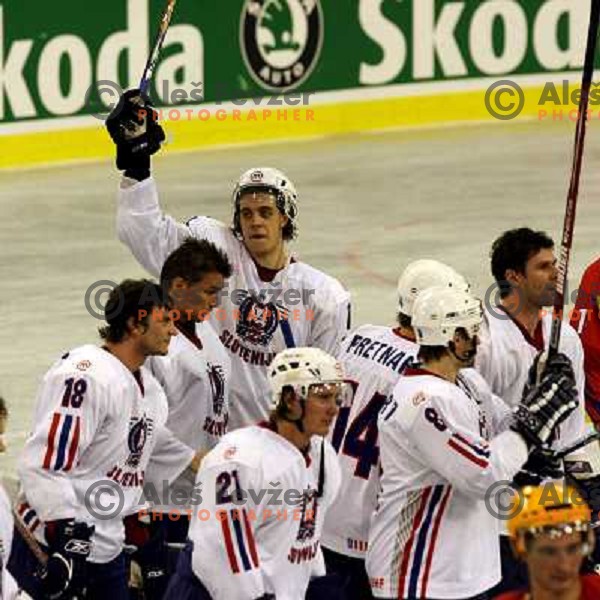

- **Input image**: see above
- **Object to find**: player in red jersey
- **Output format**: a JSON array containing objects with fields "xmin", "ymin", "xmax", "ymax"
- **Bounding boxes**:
[
  {"xmin": 570, "ymin": 258, "xmax": 600, "ymax": 425},
  {"xmin": 495, "ymin": 483, "xmax": 600, "ymax": 600}
]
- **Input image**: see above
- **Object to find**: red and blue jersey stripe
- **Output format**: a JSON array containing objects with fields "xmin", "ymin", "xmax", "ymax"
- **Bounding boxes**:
[
  {"xmin": 397, "ymin": 485, "xmax": 452, "ymax": 598},
  {"xmin": 220, "ymin": 508, "xmax": 259, "ymax": 574},
  {"xmin": 447, "ymin": 432, "xmax": 490, "ymax": 468},
  {"xmin": 43, "ymin": 412, "xmax": 80, "ymax": 472}
]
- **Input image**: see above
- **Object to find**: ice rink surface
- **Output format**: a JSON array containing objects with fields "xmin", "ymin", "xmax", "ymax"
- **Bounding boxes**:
[{"xmin": 2, "ymin": 118, "xmax": 600, "ymax": 478}]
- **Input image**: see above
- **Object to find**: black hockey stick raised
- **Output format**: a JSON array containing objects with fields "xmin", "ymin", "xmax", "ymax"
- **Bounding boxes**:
[
  {"xmin": 139, "ymin": 0, "xmax": 178, "ymax": 97},
  {"xmin": 549, "ymin": 0, "xmax": 600, "ymax": 356}
]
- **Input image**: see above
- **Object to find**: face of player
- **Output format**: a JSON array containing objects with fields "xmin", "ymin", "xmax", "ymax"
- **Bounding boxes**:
[
  {"xmin": 238, "ymin": 192, "xmax": 288, "ymax": 260},
  {"xmin": 526, "ymin": 531, "xmax": 587, "ymax": 595},
  {"xmin": 169, "ymin": 271, "xmax": 225, "ymax": 321},
  {"xmin": 137, "ymin": 309, "xmax": 178, "ymax": 356},
  {"xmin": 451, "ymin": 330, "xmax": 479, "ymax": 367},
  {"xmin": 515, "ymin": 248, "xmax": 558, "ymax": 308},
  {"xmin": 302, "ymin": 384, "xmax": 341, "ymax": 437}
]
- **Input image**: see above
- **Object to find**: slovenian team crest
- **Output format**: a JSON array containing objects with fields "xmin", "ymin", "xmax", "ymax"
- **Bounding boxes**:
[
  {"xmin": 125, "ymin": 416, "xmax": 151, "ymax": 468},
  {"xmin": 208, "ymin": 364, "xmax": 226, "ymax": 416},
  {"xmin": 240, "ymin": 0, "xmax": 323, "ymax": 91},
  {"xmin": 296, "ymin": 487, "xmax": 318, "ymax": 542},
  {"xmin": 236, "ymin": 295, "xmax": 279, "ymax": 346}
]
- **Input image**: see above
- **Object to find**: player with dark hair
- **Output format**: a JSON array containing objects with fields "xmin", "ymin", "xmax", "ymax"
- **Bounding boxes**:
[
  {"xmin": 321, "ymin": 260, "xmax": 468, "ymax": 600},
  {"xmin": 11, "ymin": 279, "xmax": 200, "ymax": 600},
  {"xmin": 366, "ymin": 286, "xmax": 578, "ymax": 599},
  {"xmin": 107, "ymin": 95, "xmax": 351, "ymax": 431},
  {"xmin": 129, "ymin": 239, "xmax": 233, "ymax": 598},
  {"xmin": 164, "ymin": 347, "xmax": 354, "ymax": 600},
  {"xmin": 476, "ymin": 228, "xmax": 591, "ymax": 594},
  {"xmin": 495, "ymin": 483, "xmax": 600, "ymax": 600},
  {"xmin": 489, "ymin": 228, "xmax": 555, "ymax": 300}
]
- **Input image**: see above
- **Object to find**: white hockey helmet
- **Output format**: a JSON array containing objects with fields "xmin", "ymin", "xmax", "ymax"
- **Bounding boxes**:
[
  {"xmin": 268, "ymin": 347, "xmax": 354, "ymax": 410},
  {"xmin": 232, "ymin": 167, "xmax": 299, "ymax": 240},
  {"xmin": 411, "ymin": 286, "xmax": 482, "ymax": 346},
  {"xmin": 397, "ymin": 259, "xmax": 470, "ymax": 318}
]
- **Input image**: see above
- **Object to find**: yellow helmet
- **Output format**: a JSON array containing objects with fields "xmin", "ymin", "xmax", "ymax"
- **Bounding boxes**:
[{"xmin": 508, "ymin": 483, "xmax": 592, "ymax": 556}]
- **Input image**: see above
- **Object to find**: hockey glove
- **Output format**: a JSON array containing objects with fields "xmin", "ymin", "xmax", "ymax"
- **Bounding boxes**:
[
  {"xmin": 525, "ymin": 350, "xmax": 576, "ymax": 390},
  {"xmin": 513, "ymin": 447, "xmax": 564, "ymax": 487},
  {"xmin": 41, "ymin": 519, "xmax": 94, "ymax": 600},
  {"xmin": 124, "ymin": 512, "xmax": 169, "ymax": 600},
  {"xmin": 512, "ymin": 354, "xmax": 578, "ymax": 448},
  {"xmin": 106, "ymin": 89, "xmax": 165, "ymax": 181}
]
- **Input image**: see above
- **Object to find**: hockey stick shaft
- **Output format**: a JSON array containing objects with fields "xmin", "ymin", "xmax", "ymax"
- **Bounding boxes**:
[
  {"xmin": 139, "ymin": 0, "xmax": 178, "ymax": 96},
  {"xmin": 549, "ymin": 0, "xmax": 600, "ymax": 356},
  {"xmin": 13, "ymin": 508, "xmax": 48, "ymax": 566},
  {"xmin": 556, "ymin": 429, "xmax": 600, "ymax": 460}
]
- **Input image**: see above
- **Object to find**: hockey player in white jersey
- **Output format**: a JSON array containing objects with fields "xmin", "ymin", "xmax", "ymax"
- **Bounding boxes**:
[
  {"xmin": 13, "ymin": 280, "xmax": 198, "ymax": 600},
  {"xmin": 475, "ymin": 228, "xmax": 591, "ymax": 593},
  {"xmin": 164, "ymin": 347, "xmax": 355, "ymax": 600},
  {"xmin": 130, "ymin": 239, "xmax": 233, "ymax": 597},
  {"xmin": 107, "ymin": 93, "xmax": 351, "ymax": 430},
  {"xmin": 0, "ymin": 397, "xmax": 19, "ymax": 599},
  {"xmin": 322, "ymin": 260, "xmax": 469, "ymax": 599},
  {"xmin": 366, "ymin": 286, "xmax": 579, "ymax": 600}
]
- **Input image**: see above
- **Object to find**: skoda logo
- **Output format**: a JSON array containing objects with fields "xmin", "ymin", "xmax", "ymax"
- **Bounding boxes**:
[{"xmin": 240, "ymin": 0, "xmax": 323, "ymax": 92}]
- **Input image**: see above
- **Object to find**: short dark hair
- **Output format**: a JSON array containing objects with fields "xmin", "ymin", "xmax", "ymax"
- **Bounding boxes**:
[
  {"xmin": 98, "ymin": 279, "xmax": 170, "ymax": 343},
  {"xmin": 0, "ymin": 396, "xmax": 7, "ymax": 418},
  {"xmin": 397, "ymin": 312, "xmax": 412, "ymax": 328},
  {"xmin": 417, "ymin": 346, "xmax": 448, "ymax": 363},
  {"xmin": 160, "ymin": 238, "xmax": 232, "ymax": 289},
  {"xmin": 491, "ymin": 228, "xmax": 554, "ymax": 298}
]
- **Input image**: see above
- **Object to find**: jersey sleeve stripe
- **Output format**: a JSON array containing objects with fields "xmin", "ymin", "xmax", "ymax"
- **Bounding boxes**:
[
  {"xmin": 452, "ymin": 433, "xmax": 490, "ymax": 458},
  {"xmin": 219, "ymin": 511, "xmax": 240, "ymax": 574},
  {"xmin": 54, "ymin": 415, "xmax": 74, "ymax": 471},
  {"xmin": 232, "ymin": 511, "xmax": 252, "ymax": 572},
  {"xmin": 242, "ymin": 509, "xmax": 259, "ymax": 568},
  {"xmin": 64, "ymin": 416, "xmax": 81, "ymax": 472},
  {"xmin": 42, "ymin": 413, "xmax": 62, "ymax": 470},
  {"xmin": 408, "ymin": 485, "xmax": 444, "ymax": 598},
  {"xmin": 447, "ymin": 439, "xmax": 489, "ymax": 468},
  {"xmin": 420, "ymin": 486, "xmax": 452, "ymax": 597},
  {"xmin": 397, "ymin": 487, "xmax": 432, "ymax": 598}
]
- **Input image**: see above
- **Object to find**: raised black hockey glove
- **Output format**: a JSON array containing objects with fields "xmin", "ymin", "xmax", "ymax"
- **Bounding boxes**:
[
  {"xmin": 41, "ymin": 519, "xmax": 94, "ymax": 600},
  {"xmin": 513, "ymin": 447, "xmax": 564, "ymax": 488},
  {"xmin": 106, "ymin": 89, "xmax": 165, "ymax": 181},
  {"xmin": 512, "ymin": 353, "xmax": 578, "ymax": 449}
]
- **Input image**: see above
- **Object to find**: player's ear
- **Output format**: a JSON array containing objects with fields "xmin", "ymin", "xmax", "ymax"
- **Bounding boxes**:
[
  {"xmin": 279, "ymin": 212, "xmax": 289, "ymax": 231},
  {"xmin": 281, "ymin": 387, "xmax": 300, "ymax": 417},
  {"xmin": 504, "ymin": 268, "xmax": 523, "ymax": 287}
]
